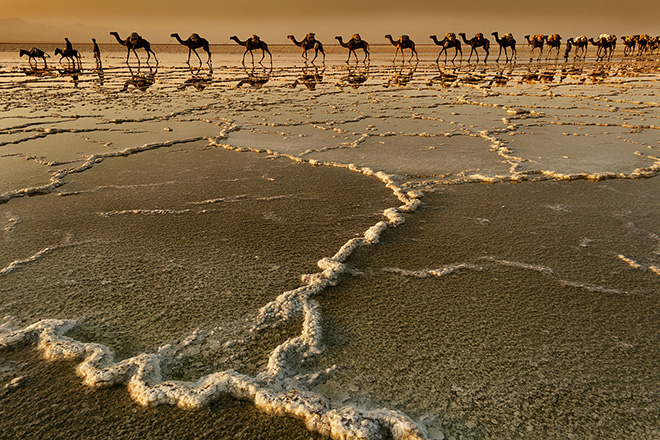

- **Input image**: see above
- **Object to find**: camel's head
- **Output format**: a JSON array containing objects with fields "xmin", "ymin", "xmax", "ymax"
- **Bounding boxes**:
[
  {"xmin": 92, "ymin": 38, "xmax": 96, "ymax": 42},
  {"xmin": 524, "ymin": 35, "xmax": 530, "ymax": 39},
  {"xmin": 492, "ymin": 32, "xmax": 498, "ymax": 36},
  {"xmin": 19, "ymin": 50, "xmax": 26, "ymax": 57},
  {"xmin": 334, "ymin": 36, "xmax": 341, "ymax": 40},
  {"xmin": 384, "ymin": 34, "xmax": 391, "ymax": 39},
  {"xmin": 287, "ymin": 35, "xmax": 295, "ymax": 40},
  {"xmin": 429, "ymin": 35, "xmax": 436, "ymax": 40},
  {"xmin": 170, "ymin": 33, "xmax": 178, "ymax": 38},
  {"xmin": 110, "ymin": 32, "xmax": 118, "ymax": 36}
]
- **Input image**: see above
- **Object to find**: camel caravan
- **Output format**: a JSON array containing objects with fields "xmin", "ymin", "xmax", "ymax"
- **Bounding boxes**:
[{"xmin": 19, "ymin": 31, "xmax": 660, "ymax": 70}]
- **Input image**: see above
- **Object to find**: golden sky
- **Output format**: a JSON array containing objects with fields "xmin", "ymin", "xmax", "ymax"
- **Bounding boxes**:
[{"xmin": 2, "ymin": 0, "xmax": 658, "ymax": 43}]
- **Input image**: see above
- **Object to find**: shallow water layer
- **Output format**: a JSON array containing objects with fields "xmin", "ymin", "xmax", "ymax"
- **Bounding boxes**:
[{"xmin": 1, "ymin": 46, "xmax": 659, "ymax": 440}]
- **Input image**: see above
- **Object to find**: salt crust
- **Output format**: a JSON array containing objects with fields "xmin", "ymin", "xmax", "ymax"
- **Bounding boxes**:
[{"xmin": 0, "ymin": 141, "xmax": 427, "ymax": 440}]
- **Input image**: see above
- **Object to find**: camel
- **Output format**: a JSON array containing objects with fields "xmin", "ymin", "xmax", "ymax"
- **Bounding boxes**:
[
  {"xmin": 524, "ymin": 34, "xmax": 545, "ymax": 61},
  {"xmin": 287, "ymin": 33, "xmax": 325, "ymax": 63},
  {"xmin": 171, "ymin": 33, "xmax": 212, "ymax": 65},
  {"xmin": 569, "ymin": 35, "xmax": 588, "ymax": 59},
  {"xmin": 110, "ymin": 32, "xmax": 158, "ymax": 65},
  {"xmin": 491, "ymin": 32, "xmax": 516, "ymax": 62},
  {"xmin": 621, "ymin": 36, "xmax": 637, "ymax": 57},
  {"xmin": 230, "ymin": 35, "xmax": 272, "ymax": 65},
  {"xmin": 544, "ymin": 34, "xmax": 562, "ymax": 60},
  {"xmin": 19, "ymin": 48, "xmax": 49, "ymax": 68},
  {"xmin": 429, "ymin": 34, "xmax": 462, "ymax": 63},
  {"xmin": 634, "ymin": 34, "xmax": 652, "ymax": 56},
  {"xmin": 384, "ymin": 34, "xmax": 418, "ymax": 62},
  {"xmin": 589, "ymin": 34, "xmax": 616, "ymax": 60},
  {"xmin": 54, "ymin": 47, "xmax": 82, "ymax": 69},
  {"xmin": 458, "ymin": 33, "xmax": 489, "ymax": 63},
  {"xmin": 335, "ymin": 34, "xmax": 370, "ymax": 63}
]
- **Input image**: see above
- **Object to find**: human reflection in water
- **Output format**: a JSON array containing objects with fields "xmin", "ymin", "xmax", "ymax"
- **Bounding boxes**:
[
  {"xmin": 339, "ymin": 63, "xmax": 369, "ymax": 89},
  {"xmin": 427, "ymin": 65, "xmax": 458, "ymax": 87},
  {"xmin": 179, "ymin": 66, "xmax": 213, "ymax": 91},
  {"xmin": 57, "ymin": 66, "xmax": 81, "ymax": 87},
  {"xmin": 383, "ymin": 61, "xmax": 417, "ymax": 87},
  {"xmin": 236, "ymin": 64, "xmax": 272, "ymax": 88},
  {"xmin": 93, "ymin": 66, "xmax": 105, "ymax": 86},
  {"xmin": 287, "ymin": 65, "xmax": 324, "ymax": 90},
  {"xmin": 122, "ymin": 65, "xmax": 158, "ymax": 92}
]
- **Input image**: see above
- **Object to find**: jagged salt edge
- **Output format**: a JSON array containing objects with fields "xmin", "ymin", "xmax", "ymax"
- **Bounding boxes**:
[
  {"xmin": 0, "ymin": 236, "xmax": 94, "ymax": 276},
  {"xmin": 0, "ymin": 132, "xmax": 230, "ymax": 205},
  {"xmin": 0, "ymin": 141, "xmax": 427, "ymax": 439}
]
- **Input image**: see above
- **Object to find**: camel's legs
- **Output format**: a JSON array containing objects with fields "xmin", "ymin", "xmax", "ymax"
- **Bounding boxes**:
[
  {"xmin": 410, "ymin": 48, "xmax": 418, "ymax": 63},
  {"xmin": 436, "ymin": 48, "xmax": 444, "ymax": 64},
  {"xmin": 192, "ymin": 48, "xmax": 202, "ymax": 66}
]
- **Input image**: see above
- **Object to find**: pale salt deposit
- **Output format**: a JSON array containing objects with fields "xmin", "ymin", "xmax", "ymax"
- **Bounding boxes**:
[{"xmin": 1, "ymin": 44, "xmax": 659, "ymax": 439}]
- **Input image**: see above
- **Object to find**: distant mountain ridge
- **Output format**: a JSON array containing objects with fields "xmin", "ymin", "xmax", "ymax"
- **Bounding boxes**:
[{"xmin": 0, "ymin": 18, "xmax": 121, "ymax": 43}]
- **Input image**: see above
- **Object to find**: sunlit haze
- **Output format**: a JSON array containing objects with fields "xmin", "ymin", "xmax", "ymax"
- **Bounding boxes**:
[{"xmin": 1, "ymin": 0, "xmax": 658, "ymax": 43}]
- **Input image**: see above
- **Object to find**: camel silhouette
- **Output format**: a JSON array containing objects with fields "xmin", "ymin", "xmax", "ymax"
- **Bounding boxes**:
[
  {"xmin": 459, "ymin": 33, "xmax": 490, "ymax": 63},
  {"xmin": 492, "ymin": 32, "xmax": 517, "ymax": 62},
  {"xmin": 524, "ymin": 35, "xmax": 545, "ymax": 61},
  {"xmin": 287, "ymin": 33, "xmax": 325, "ymax": 63},
  {"xmin": 55, "ymin": 47, "xmax": 82, "ymax": 69},
  {"xmin": 384, "ymin": 34, "xmax": 418, "ymax": 63},
  {"xmin": 19, "ymin": 48, "xmax": 49, "ymax": 68},
  {"xmin": 335, "ymin": 34, "xmax": 370, "ymax": 63},
  {"xmin": 110, "ymin": 32, "xmax": 158, "ymax": 65},
  {"xmin": 429, "ymin": 34, "xmax": 462, "ymax": 63},
  {"xmin": 230, "ymin": 35, "xmax": 272, "ymax": 65},
  {"xmin": 171, "ymin": 33, "xmax": 212, "ymax": 65},
  {"xmin": 589, "ymin": 34, "xmax": 616, "ymax": 60},
  {"xmin": 544, "ymin": 34, "xmax": 562, "ymax": 60}
]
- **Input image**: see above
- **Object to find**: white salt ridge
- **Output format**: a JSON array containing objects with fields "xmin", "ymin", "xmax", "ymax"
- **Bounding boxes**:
[
  {"xmin": 98, "ymin": 209, "xmax": 193, "ymax": 217},
  {"xmin": 383, "ymin": 256, "xmax": 627, "ymax": 295},
  {"xmin": 0, "ymin": 133, "xmax": 229, "ymax": 205},
  {"xmin": 382, "ymin": 263, "xmax": 481, "ymax": 278},
  {"xmin": 0, "ymin": 235, "xmax": 94, "ymax": 276},
  {"xmin": 0, "ymin": 153, "xmax": 427, "ymax": 439}
]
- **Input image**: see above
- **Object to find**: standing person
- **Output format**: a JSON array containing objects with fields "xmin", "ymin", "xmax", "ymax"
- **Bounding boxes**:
[{"xmin": 92, "ymin": 38, "xmax": 102, "ymax": 68}]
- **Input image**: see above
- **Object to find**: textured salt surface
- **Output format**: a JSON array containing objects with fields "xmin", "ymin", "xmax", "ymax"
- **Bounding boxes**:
[{"xmin": 1, "ymin": 46, "xmax": 659, "ymax": 439}]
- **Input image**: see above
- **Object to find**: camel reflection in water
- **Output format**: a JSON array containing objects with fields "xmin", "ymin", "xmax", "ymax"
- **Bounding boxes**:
[
  {"xmin": 427, "ymin": 65, "xmax": 459, "ymax": 87},
  {"xmin": 236, "ymin": 64, "xmax": 272, "ymax": 88},
  {"xmin": 338, "ymin": 63, "xmax": 369, "ymax": 89},
  {"xmin": 179, "ymin": 66, "xmax": 213, "ymax": 91},
  {"xmin": 383, "ymin": 62, "xmax": 417, "ymax": 87},
  {"xmin": 122, "ymin": 65, "xmax": 158, "ymax": 92},
  {"xmin": 287, "ymin": 65, "xmax": 324, "ymax": 90}
]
